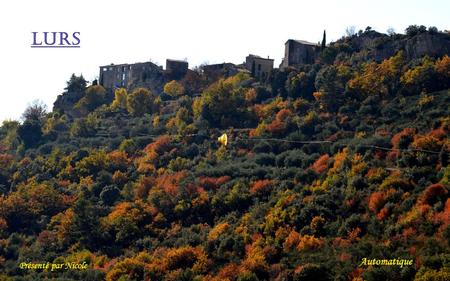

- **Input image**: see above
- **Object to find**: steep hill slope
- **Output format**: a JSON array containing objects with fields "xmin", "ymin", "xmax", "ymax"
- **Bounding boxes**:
[{"xmin": 0, "ymin": 28, "xmax": 449, "ymax": 281}]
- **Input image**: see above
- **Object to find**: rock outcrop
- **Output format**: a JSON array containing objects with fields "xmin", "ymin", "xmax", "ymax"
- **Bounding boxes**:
[{"xmin": 336, "ymin": 30, "xmax": 450, "ymax": 63}]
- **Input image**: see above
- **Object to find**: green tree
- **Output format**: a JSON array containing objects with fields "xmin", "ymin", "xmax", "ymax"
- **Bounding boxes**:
[
  {"xmin": 405, "ymin": 24, "xmax": 427, "ymax": 37},
  {"xmin": 100, "ymin": 185, "xmax": 121, "ymax": 206},
  {"xmin": 119, "ymin": 139, "xmax": 138, "ymax": 155},
  {"xmin": 17, "ymin": 120, "xmax": 42, "ymax": 148},
  {"xmin": 193, "ymin": 74, "xmax": 251, "ymax": 127},
  {"xmin": 70, "ymin": 116, "xmax": 97, "ymax": 138},
  {"xmin": 65, "ymin": 73, "xmax": 87, "ymax": 93},
  {"xmin": 321, "ymin": 30, "xmax": 326, "ymax": 49},
  {"xmin": 71, "ymin": 197, "xmax": 104, "ymax": 249},
  {"xmin": 16, "ymin": 101, "xmax": 48, "ymax": 148},
  {"xmin": 314, "ymin": 64, "xmax": 351, "ymax": 111},
  {"xmin": 287, "ymin": 71, "xmax": 315, "ymax": 99}
]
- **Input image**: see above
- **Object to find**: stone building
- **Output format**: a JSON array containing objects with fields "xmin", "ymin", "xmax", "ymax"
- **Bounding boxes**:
[
  {"xmin": 99, "ymin": 61, "xmax": 165, "ymax": 93},
  {"xmin": 165, "ymin": 59, "xmax": 188, "ymax": 78},
  {"xmin": 200, "ymin": 62, "xmax": 247, "ymax": 82},
  {"xmin": 280, "ymin": 39, "xmax": 319, "ymax": 68},
  {"xmin": 202, "ymin": 63, "xmax": 237, "ymax": 76},
  {"xmin": 99, "ymin": 63, "xmax": 129, "ymax": 90},
  {"xmin": 245, "ymin": 54, "xmax": 274, "ymax": 80}
]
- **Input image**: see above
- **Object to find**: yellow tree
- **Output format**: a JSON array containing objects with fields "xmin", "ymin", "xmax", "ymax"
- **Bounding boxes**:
[
  {"xmin": 111, "ymin": 88, "xmax": 128, "ymax": 110},
  {"xmin": 126, "ymin": 88, "xmax": 156, "ymax": 116},
  {"xmin": 164, "ymin": 80, "xmax": 185, "ymax": 97},
  {"xmin": 348, "ymin": 51, "xmax": 405, "ymax": 96},
  {"xmin": 75, "ymin": 85, "xmax": 107, "ymax": 113}
]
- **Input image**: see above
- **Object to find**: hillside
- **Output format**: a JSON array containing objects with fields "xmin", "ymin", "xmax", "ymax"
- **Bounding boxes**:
[{"xmin": 0, "ymin": 27, "xmax": 449, "ymax": 281}]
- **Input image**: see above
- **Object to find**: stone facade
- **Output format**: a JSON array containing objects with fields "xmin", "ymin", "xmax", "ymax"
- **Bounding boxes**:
[
  {"xmin": 245, "ymin": 55, "xmax": 274, "ymax": 80},
  {"xmin": 201, "ymin": 63, "xmax": 241, "ymax": 82},
  {"xmin": 165, "ymin": 59, "xmax": 188, "ymax": 79},
  {"xmin": 280, "ymin": 39, "xmax": 319, "ymax": 68},
  {"xmin": 99, "ymin": 62, "xmax": 165, "ymax": 93},
  {"xmin": 201, "ymin": 63, "xmax": 235, "ymax": 74}
]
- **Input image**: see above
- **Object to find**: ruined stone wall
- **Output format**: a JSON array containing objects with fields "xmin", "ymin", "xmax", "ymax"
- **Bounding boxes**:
[
  {"xmin": 245, "ymin": 56, "xmax": 274, "ymax": 80},
  {"xmin": 282, "ymin": 40, "xmax": 319, "ymax": 68},
  {"xmin": 99, "ymin": 62, "xmax": 165, "ymax": 94},
  {"xmin": 128, "ymin": 62, "xmax": 165, "ymax": 94},
  {"xmin": 166, "ymin": 60, "xmax": 188, "ymax": 79}
]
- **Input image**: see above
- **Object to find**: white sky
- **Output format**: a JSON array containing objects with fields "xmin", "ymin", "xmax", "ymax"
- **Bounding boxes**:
[{"xmin": 0, "ymin": 0, "xmax": 448, "ymax": 122}]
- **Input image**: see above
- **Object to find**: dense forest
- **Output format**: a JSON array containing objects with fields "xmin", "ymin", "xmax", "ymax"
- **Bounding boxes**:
[{"xmin": 0, "ymin": 26, "xmax": 449, "ymax": 281}]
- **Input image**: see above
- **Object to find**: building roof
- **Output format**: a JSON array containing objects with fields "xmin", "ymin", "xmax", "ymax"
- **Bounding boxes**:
[
  {"xmin": 99, "ymin": 63, "xmax": 127, "ymax": 68},
  {"xmin": 100, "ymin": 61, "xmax": 159, "ymax": 68},
  {"xmin": 246, "ymin": 54, "xmax": 274, "ymax": 61},
  {"xmin": 202, "ymin": 62, "xmax": 235, "ymax": 68},
  {"xmin": 287, "ymin": 39, "xmax": 319, "ymax": 46},
  {"xmin": 166, "ymin": 59, "xmax": 188, "ymax": 64}
]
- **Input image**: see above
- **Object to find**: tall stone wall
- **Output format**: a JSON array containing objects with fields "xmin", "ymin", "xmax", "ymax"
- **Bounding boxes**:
[
  {"xmin": 281, "ymin": 40, "xmax": 319, "ymax": 68},
  {"xmin": 99, "ymin": 62, "xmax": 165, "ymax": 94},
  {"xmin": 245, "ymin": 55, "xmax": 274, "ymax": 80}
]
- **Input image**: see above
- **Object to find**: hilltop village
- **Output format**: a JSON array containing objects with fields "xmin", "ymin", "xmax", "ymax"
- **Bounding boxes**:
[
  {"xmin": 97, "ymin": 37, "xmax": 322, "ymax": 94},
  {"xmin": 52, "ymin": 27, "xmax": 450, "ymax": 119},
  {"xmin": 95, "ymin": 28, "xmax": 450, "ymax": 97}
]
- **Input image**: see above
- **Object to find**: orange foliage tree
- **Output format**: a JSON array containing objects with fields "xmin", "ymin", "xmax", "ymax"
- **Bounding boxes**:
[
  {"xmin": 198, "ymin": 176, "xmax": 231, "ymax": 190},
  {"xmin": 266, "ymin": 109, "xmax": 293, "ymax": 135},
  {"xmin": 418, "ymin": 183, "xmax": 448, "ymax": 205},
  {"xmin": 368, "ymin": 188, "xmax": 396, "ymax": 213},
  {"xmin": 310, "ymin": 154, "xmax": 330, "ymax": 174},
  {"xmin": 145, "ymin": 246, "xmax": 209, "ymax": 279},
  {"xmin": 101, "ymin": 200, "xmax": 155, "ymax": 244},
  {"xmin": 137, "ymin": 135, "xmax": 173, "ymax": 173},
  {"xmin": 250, "ymin": 179, "xmax": 273, "ymax": 195}
]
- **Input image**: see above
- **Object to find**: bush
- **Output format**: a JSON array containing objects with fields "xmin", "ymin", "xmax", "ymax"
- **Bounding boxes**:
[{"xmin": 70, "ymin": 117, "xmax": 97, "ymax": 138}]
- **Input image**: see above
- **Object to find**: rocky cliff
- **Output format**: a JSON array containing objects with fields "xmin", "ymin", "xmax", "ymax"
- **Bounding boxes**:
[{"xmin": 337, "ymin": 30, "xmax": 450, "ymax": 63}]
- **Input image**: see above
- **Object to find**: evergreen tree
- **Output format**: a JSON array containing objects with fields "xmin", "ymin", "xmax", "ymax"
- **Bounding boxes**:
[
  {"xmin": 65, "ymin": 73, "xmax": 87, "ymax": 93},
  {"xmin": 321, "ymin": 30, "xmax": 326, "ymax": 49}
]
